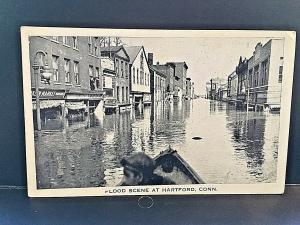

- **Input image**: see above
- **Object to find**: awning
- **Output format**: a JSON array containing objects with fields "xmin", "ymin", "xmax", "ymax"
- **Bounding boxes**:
[
  {"xmin": 65, "ymin": 101, "xmax": 87, "ymax": 110},
  {"xmin": 32, "ymin": 100, "xmax": 64, "ymax": 110}
]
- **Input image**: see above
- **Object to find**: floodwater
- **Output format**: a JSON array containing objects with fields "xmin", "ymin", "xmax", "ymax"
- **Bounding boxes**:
[{"xmin": 35, "ymin": 98, "xmax": 280, "ymax": 189}]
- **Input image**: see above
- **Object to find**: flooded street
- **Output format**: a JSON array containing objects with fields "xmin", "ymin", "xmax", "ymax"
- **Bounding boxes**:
[{"xmin": 35, "ymin": 98, "xmax": 279, "ymax": 189}]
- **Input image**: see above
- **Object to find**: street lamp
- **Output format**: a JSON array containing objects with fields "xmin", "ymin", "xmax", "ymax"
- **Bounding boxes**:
[{"xmin": 32, "ymin": 51, "xmax": 52, "ymax": 131}]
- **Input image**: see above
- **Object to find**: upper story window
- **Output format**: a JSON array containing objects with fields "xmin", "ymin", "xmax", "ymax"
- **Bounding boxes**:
[
  {"xmin": 72, "ymin": 36, "xmax": 78, "ymax": 49},
  {"xmin": 52, "ymin": 36, "xmax": 59, "ymax": 42},
  {"xmin": 88, "ymin": 37, "xmax": 93, "ymax": 54},
  {"xmin": 278, "ymin": 66, "xmax": 283, "ymax": 83},
  {"xmin": 121, "ymin": 61, "xmax": 124, "ymax": 77},
  {"xmin": 137, "ymin": 68, "xmax": 139, "ymax": 84},
  {"xmin": 261, "ymin": 59, "xmax": 268, "ymax": 85},
  {"xmin": 125, "ymin": 63, "xmax": 128, "ymax": 78},
  {"xmin": 115, "ymin": 59, "xmax": 119, "ymax": 76},
  {"xmin": 63, "ymin": 36, "xmax": 69, "ymax": 46},
  {"xmin": 89, "ymin": 65, "xmax": 94, "ymax": 77},
  {"xmin": 254, "ymin": 65, "xmax": 259, "ymax": 87},
  {"xmin": 140, "ymin": 53, "xmax": 144, "ymax": 69},
  {"xmin": 74, "ymin": 61, "xmax": 80, "ymax": 85},
  {"xmin": 64, "ymin": 59, "xmax": 70, "ymax": 83},
  {"xmin": 96, "ymin": 67, "xmax": 100, "ymax": 77},
  {"xmin": 52, "ymin": 55, "xmax": 59, "ymax": 82},
  {"xmin": 248, "ymin": 69, "xmax": 253, "ymax": 87},
  {"xmin": 94, "ymin": 46, "xmax": 98, "ymax": 57},
  {"xmin": 133, "ymin": 67, "xmax": 136, "ymax": 84}
]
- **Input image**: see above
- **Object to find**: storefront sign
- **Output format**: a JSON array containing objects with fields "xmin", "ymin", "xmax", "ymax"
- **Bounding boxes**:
[{"xmin": 32, "ymin": 89, "xmax": 65, "ymax": 99}]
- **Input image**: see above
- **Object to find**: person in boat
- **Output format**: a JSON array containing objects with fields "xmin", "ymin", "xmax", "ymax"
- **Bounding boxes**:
[{"xmin": 118, "ymin": 152, "xmax": 175, "ymax": 186}]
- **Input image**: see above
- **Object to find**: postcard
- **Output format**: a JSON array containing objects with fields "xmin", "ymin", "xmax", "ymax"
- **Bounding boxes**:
[{"xmin": 21, "ymin": 27, "xmax": 296, "ymax": 197}]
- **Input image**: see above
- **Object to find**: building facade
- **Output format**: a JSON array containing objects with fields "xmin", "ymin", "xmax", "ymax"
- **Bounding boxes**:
[
  {"xmin": 124, "ymin": 46, "xmax": 151, "ymax": 107},
  {"xmin": 168, "ymin": 62, "xmax": 188, "ymax": 101},
  {"xmin": 247, "ymin": 40, "xmax": 284, "ymax": 111},
  {"xmin": 100, "ymin": 46, "xmax": 131, "ymax": 110},
  {"xmin": 227, "ymin": 71, "xmax": 238, "ymax": 104},
  {"xmin": 101, "ymin": 57, "xmax": 117, "ymax": 113},
  {"xmin": 152, "ymin": 62, "xmax": 176, "ymax": 102},
  {"xmin": 29, "ymin": 36, "xmax": 104, "ymax": 130}
]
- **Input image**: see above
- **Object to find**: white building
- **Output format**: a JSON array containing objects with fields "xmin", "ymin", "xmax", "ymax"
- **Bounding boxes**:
[{"xmin": 124, "ymin": 46, "xmax": 151, "ymax": 107}]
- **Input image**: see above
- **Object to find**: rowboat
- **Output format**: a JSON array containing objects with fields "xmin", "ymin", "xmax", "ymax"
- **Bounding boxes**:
[{"xmin": 154, "ymin": 147, "xmax": 205, "ymax": 184}]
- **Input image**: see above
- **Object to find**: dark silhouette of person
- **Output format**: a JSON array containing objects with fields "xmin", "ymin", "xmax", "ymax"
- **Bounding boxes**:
[{"xmin": 118, "ymin": 152, "xmax": 175, "ymax": 186}]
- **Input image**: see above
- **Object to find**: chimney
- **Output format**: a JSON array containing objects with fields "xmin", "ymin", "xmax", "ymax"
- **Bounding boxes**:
[{"xmin": 148, "ymin": 53, "xmax": 153, "ymax": 65}]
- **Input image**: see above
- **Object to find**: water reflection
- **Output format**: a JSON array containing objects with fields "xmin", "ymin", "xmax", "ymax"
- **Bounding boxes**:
[{"xmin": 35, "ymin": 98, "xmax": 280, "ymax": 189}]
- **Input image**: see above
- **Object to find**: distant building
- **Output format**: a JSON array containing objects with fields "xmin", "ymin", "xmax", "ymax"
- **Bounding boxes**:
[
  {"xmin": 227, "ymin": 71, "xmax": 238, "ymax": 104},
  {"xmin": 217, "ymin": 83, "xmax": 228, "ymax": 101},
  {"xmin": 236, "ymin": 56, "xmax": 249, "ymax": 103},
  {"xmin": 246, "ymin": 40, "xmax": 284, "ymax": 111},
  {"xmin": 124, "ymin": 46, "xmax": 151, "ymax": 107},
  {"xmin": 29, "ymin": 36, "xmax": 104, "ymax": 130},
  {"xmin": 100, "ymin": 46, "xmax": 131, "ymax": 110},
  {"xmin": 148, "ymin": 53, "xmax": 166, "ymax": 104},
  {"xmin": 152, "ymin": 62, "xmax": 176, "ymax": 102},
  {"xmin": 206, "ymin": 77, "xmax": 227, "ymax": 100},
  {"xmin": 168, "ymin": 62, "xmax": 188, "ymax": 101},
  {"xmin": 186, "ymin": 78, "xmax": 192, "ymax": 100}
]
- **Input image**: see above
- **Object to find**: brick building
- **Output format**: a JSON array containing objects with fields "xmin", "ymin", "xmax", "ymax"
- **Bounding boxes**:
[
  {"xmin": 168, "ymin": 62, "xmax": 188, "ymax": 101},
  {"xmin": 148, "ymin": 53, "xmax": 166, "ymax": 104},
  {"xmin": 247, "ymin": 40, "xmax": 284, "ymax": 111},
  {"xmin": 151, "ymin": 62, "xmax": 176, "ymax": 102},
  {"xmin": 100, "ymin": 46, "xmax": 131, "ymax": 110},
  {"xmin": 29, "ymin": 36, "xmax": 104, "ymax": 130}
]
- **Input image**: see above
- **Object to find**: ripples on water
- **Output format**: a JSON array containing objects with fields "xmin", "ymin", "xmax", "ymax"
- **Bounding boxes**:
[{"xmin": 35, "ymin": 98, "xmax": 279, "ymax": 189}]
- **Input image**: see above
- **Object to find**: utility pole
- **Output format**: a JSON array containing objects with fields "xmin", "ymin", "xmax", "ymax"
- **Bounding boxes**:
[{"xmin": 210, "ymin": 78, "xmax": 213, "ymax": 100}]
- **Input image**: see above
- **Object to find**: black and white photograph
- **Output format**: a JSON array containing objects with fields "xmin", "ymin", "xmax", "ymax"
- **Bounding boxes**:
[{"xmin": 21, "ymin": 27, "xmax": 295, "ymax": 196}]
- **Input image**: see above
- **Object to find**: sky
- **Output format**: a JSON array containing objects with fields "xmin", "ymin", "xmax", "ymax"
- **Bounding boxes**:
[{"xmin": 122, "ymin": 37, "xmax": 272, "ymax": 95}]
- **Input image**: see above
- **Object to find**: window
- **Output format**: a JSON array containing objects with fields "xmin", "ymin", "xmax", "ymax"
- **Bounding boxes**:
[
  {"xmin": 64, "ymin": 59, "xmax": 70, "ymax": 83},
  {"xmin": 52, "ymin": 36, "xmax": 59, "ymax": 42},
  {"xmin": 125, "ymin": 63, "xmax": 128, "ymax": 78},
  {"xmin": 72, "ymin": 36, "xmax": 78, "ymax": 49},
  {"xmin": 94, "ymin": 46, "xmax": 98, "ymax": 56},
  {"xmin": 88, "ymin": 37, "xmax": 92, "ymax": 54},
  {"xmin": 74, "ymin": 61, "xmax": 80, "ymax": 85},
  {"xmin": 137, "ymin": 68, "xmax": 139, "ymax": 84},
  {"xmin": 279, "ymin": 66, "xmax": 283, "ymax": 83},
  {"xmin": 133, "ymin": 67, "xmax": 135, "ymax": 83},
  {"xmin": 122, "ymin": 87, "xmax": 124, "ymax": 102},
  {"xmin": 121, "ymin": 61, "xmax": 124, "ymax": 77},
  {"xmin": 103, "ymin": 76, "xmax": 106, "ymax": 88},
  {"xmin": 115, "ymin": 59, "xmax": 119, "ymax": 76},
  {"xmin": 52, "ymin": 55, "xmax": 59, "ymax": 82},
  {"xmin": 117, "ymin": 86, "xmax": 120, "ymax": 102},
  {"xmin": 254, "ymin": 65, "xmax": 259, "ymax": 87},
  {"xmin": 248, "ymin": 69, "xmax": 253, "ymax": 87},
  {"xmin": 89, "ymin": 65, "xmax": 93, "ymax": 77},
  {"xmin": 261, "ymin": 59, "xmax": 268, "ymax": 85},
  {"xmin": 63, "ymin": 36, "xmax": 69, "ymax": 46},
  {"xmin": 96, "ymin": 67, "xmax": 100, "ymax": 77},
  {"xmin": 126, "ymin": 87, "xmax": 128, "ymax": 102},
  {"xmin": 140, "ymin": 54, "xmax": 144, "ymax": 69}
]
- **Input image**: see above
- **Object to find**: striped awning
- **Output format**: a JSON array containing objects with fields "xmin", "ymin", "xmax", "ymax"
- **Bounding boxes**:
[
  {"xmin": 65, "ymin": 101, "xmax": 86, "ymax": 110},
  {"xmin": 32, "ymin": 100, "xmax": 64, "ymax": 110}
]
